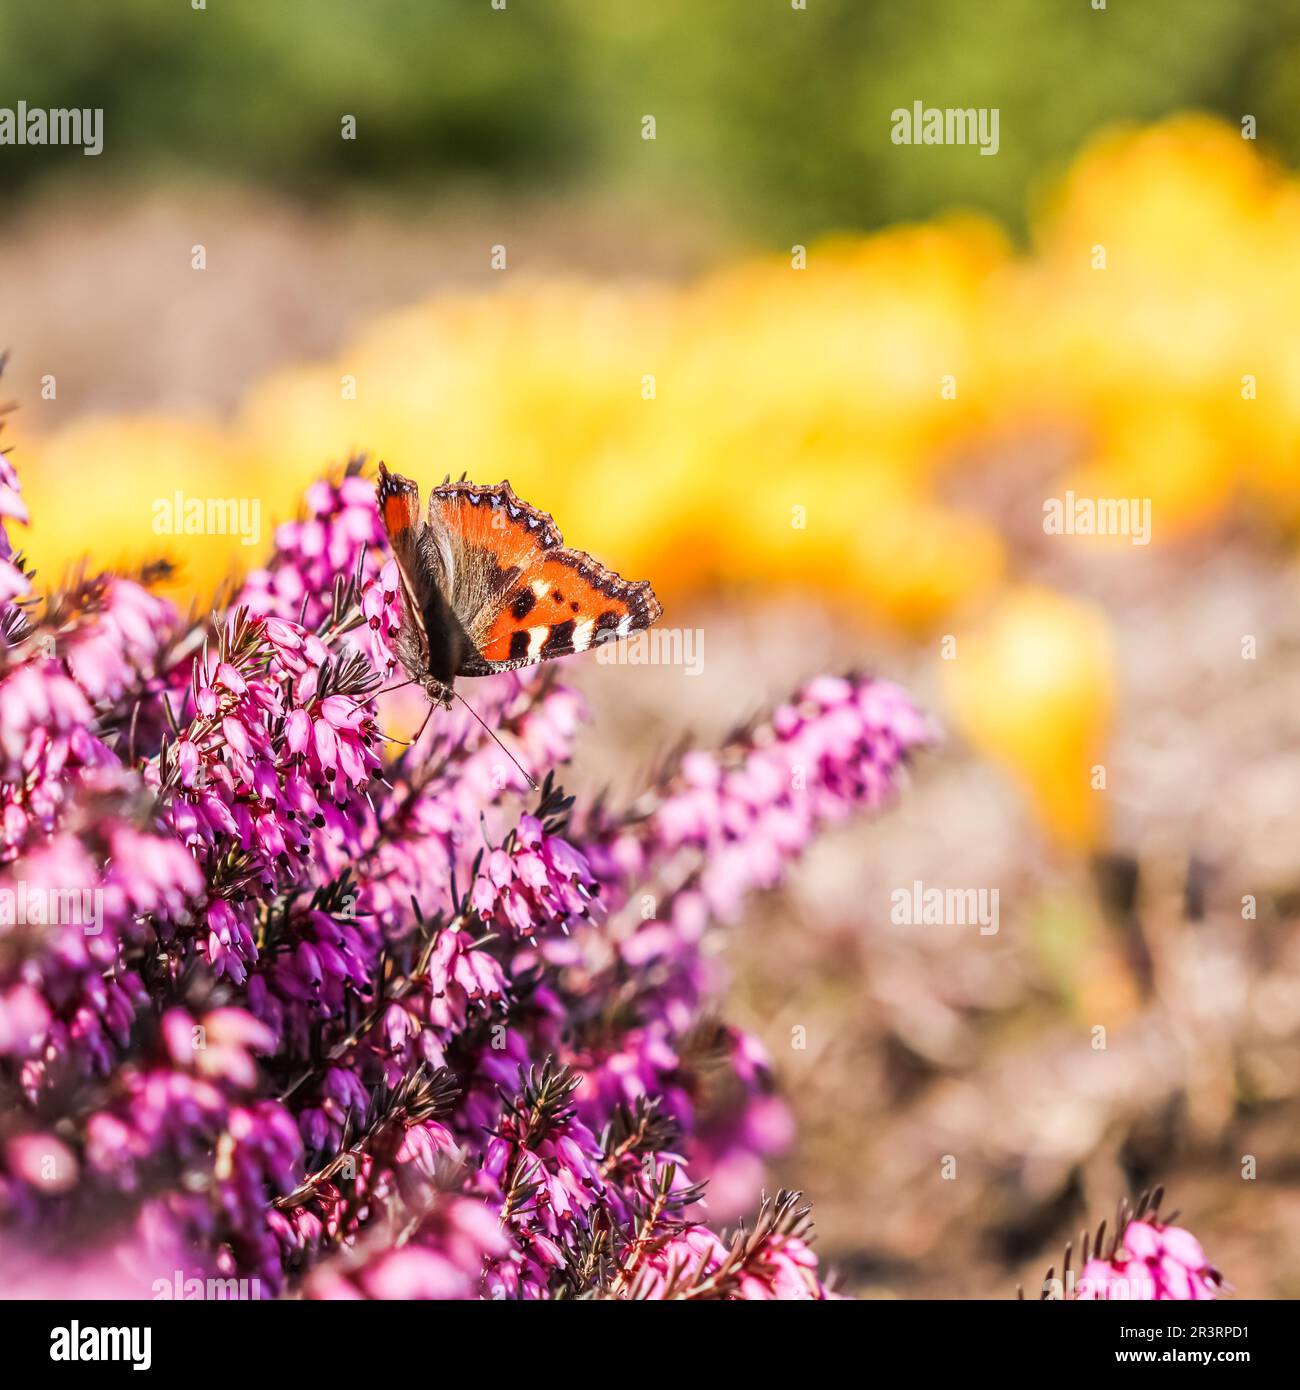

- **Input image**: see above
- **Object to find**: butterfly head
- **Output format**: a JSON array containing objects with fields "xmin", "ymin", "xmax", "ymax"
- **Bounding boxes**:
[{"xmin": 424, "ymin": 678, "xmax": 454, "ymax": 710}]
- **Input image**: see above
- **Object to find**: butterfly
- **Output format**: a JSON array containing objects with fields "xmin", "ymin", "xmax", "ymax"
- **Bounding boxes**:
[{"xmin": 376, "ymin": 463, "xmax": 662, "ymax": 712}]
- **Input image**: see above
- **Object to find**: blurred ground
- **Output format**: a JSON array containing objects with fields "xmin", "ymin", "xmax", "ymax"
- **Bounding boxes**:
[
  {"xmin": 0, "ymin": 181, "xmax": 719, "ymax": 423},
  {"xmin": 581, "ymin": 524, "xmax": 1300, "ymax": 1298},
  {"xmin": 575, "ymin": 528, "xmax": 1300, "ymax": 1299}
]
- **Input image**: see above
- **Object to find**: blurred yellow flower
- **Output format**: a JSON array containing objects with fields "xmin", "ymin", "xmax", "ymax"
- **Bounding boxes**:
[
  {"xmin": 1026, "ymin": 114, "xmax": 1300, "ymax": 535},
  {"xmin": 20, "ymin": 417, "xmax": 262, "ymax": 601},
  {"xmin": 941, "ymin": 587, "xmax": 1115, "ymax": 849}
]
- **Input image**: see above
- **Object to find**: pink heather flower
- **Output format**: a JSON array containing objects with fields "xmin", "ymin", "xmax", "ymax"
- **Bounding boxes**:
[
  {"xmin": 536, "ymin": 673, "xmax": 936, "ymax": 1220},
  {"xmin": 1032, "ymin": 1193, "xmax": 1223, "ymax": 1302},
  {"xmin": 5, "ymin": 1132, "xmax": 78, "ymax": 1195},
  {"xmin": 634, "ymin": 674, "xmax": 937, "ymax": 920},
  {"xmin": 0, "ymin": 661, "xmax": 115, "ymax": 859},
  {"xmin": 163, "ymin": 1007, "xmax": 277, "ymax": 1090},
  {"xmin": 1075, "ymin": 1218, "xmax": 1222, "ymax": 1301},
  {"xmin": 468, "ymin": 814, "xmax": 597, "ymax": 941},
  {"xmin": 0, "ymin": 446, "xmax": 30, "ymax": 606},
  {"xmin": 608, "ymin": 1188, "xmax": 828, "ymax": 1301},
  {"xmin": 0, "ymin": 984, "xmax": 50, "ymax": 1057},
  {"xmin": 62, "ymin": 578, "xmax": 177, "ymax": 705},
  {"xmin": 0, "ymin": 1189, "xmax": 221, "ymax": 1298},
  {"xmin": 305, "ymin": 1195, "xmax": 510, "ymax": 1301}
]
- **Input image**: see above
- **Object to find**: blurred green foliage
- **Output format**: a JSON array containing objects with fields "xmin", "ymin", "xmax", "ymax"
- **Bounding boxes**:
[{"xmin": 2, "ymin": 0, "xmax": 1298, "ymax": 239}]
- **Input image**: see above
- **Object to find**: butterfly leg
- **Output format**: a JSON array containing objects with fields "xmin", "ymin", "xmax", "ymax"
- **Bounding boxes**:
[{"xmin": 385, "ymin": 702, "xmax": 437, "ymax": 749}]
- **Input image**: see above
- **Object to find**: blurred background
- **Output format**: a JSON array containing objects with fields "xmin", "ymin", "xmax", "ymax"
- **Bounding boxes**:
[{"xmin": 4, "ymin": 0, "xmax": 1300, "ymax": 1296}]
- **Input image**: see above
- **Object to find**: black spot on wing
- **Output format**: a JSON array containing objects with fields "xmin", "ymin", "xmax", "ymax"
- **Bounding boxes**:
[
  {"xmin": 508, "ymin": 630, "xmax": 531, "ymax": 662},
  {"xmin": 541, "ymin": 619, "xmax": 576, "ymax": 658},
  {"xmin": 511, "ymin": 589, "xmax": 536, "ymax": 621}
]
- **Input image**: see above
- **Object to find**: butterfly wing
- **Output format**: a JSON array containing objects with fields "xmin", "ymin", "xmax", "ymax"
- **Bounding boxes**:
[
  {"xmin": 375, "ymin": 464, "xmax": 473, "ymax": 686},
  {"xmin": 424, "ymin": 480, "xmax": 662, "ymax": 676}
]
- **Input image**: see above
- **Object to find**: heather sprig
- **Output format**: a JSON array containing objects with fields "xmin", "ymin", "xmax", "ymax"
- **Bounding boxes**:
[{"xmin": 1028, "ymin": 1188, "xmax": 1225, "ymax": 1302}]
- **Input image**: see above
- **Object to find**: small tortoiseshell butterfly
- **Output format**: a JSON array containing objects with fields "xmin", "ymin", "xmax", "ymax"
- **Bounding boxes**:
[{"xmin": 376, "ymin": 463, "xmax": 662, "ymax": 711}]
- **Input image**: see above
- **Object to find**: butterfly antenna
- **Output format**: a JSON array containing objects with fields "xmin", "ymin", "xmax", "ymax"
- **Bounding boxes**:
[{"xmin": 452, "ymin": 689, "xmax": 538, "ymax": 792}]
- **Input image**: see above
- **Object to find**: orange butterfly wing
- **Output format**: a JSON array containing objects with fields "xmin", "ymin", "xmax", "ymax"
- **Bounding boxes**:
[{"xmin": 424, "ymin": 480, "xmax": 662, "ymax": 676}]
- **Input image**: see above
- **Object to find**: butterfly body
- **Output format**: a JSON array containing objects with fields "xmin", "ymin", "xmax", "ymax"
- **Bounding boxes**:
[{"xmin": 376, "ymin": 464, "xmax": 662, "ymax": 703}]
